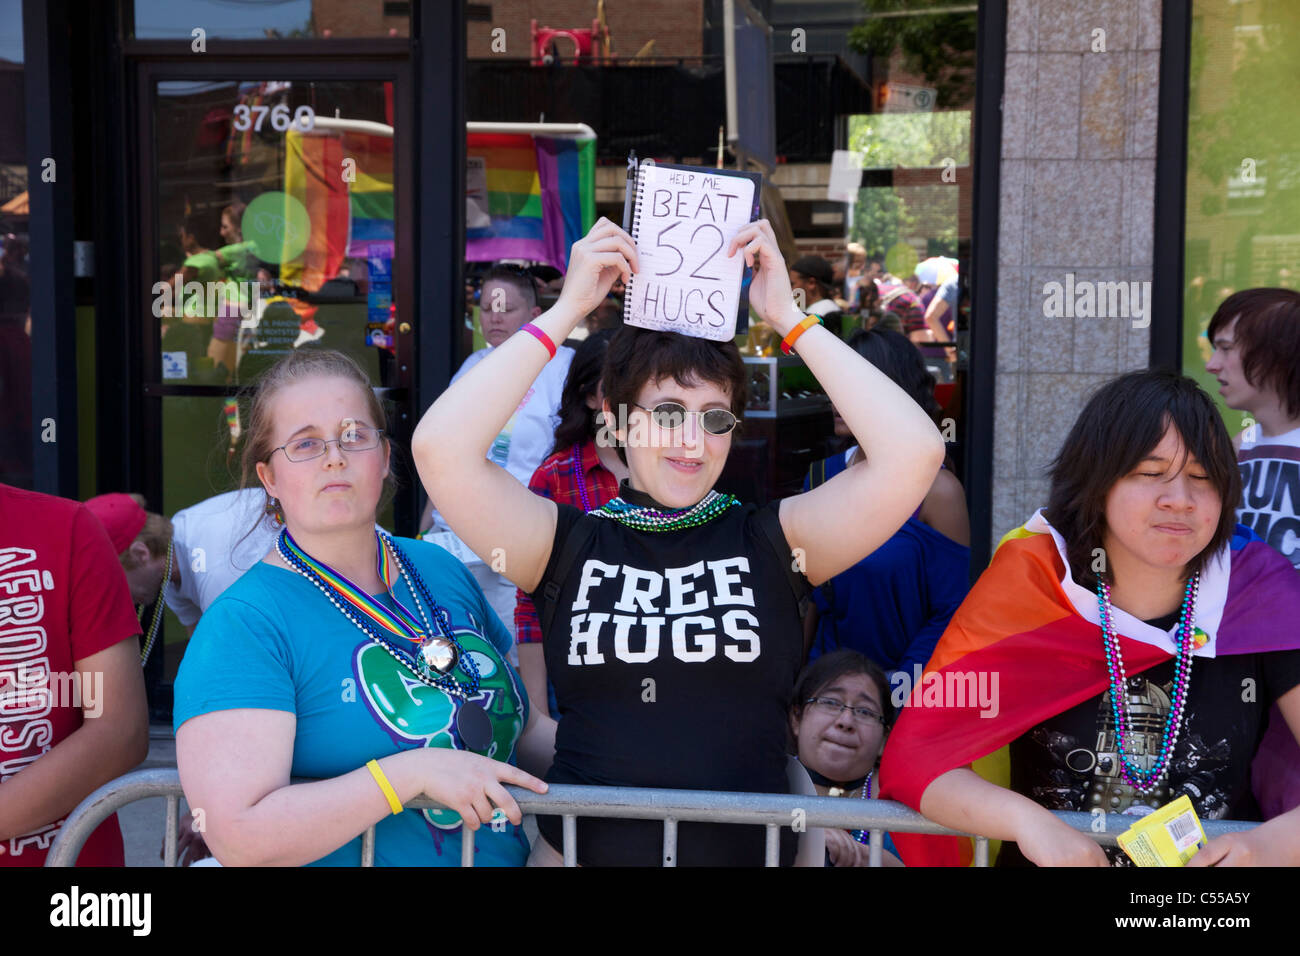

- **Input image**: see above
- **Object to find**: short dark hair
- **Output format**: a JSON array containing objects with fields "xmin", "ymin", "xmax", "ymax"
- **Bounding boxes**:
[
  {"xmin": 847, "ymin": 328, "xmax": 941, "ymax": 423},
  {"xmin": 1206, "ymin": 287, "xmax": 1300, "ymax": 419},
  {"xmin": 1043, "ymin": 369, "xmax": 1241, "ymax": 590},
  {"xmin": 551, "ymin": 329, "xmax": 616, "ymax": 456},
  {"xmin": 601, "ymin": 326, "xmax": 748, "ymax": 464},
  {"xmin": 790, "ymin": 650, "xmax": 894, "ymax": 732},
  {"xmin": 481, "ymin": 264, "xmax": 539, "ymax": 311}
]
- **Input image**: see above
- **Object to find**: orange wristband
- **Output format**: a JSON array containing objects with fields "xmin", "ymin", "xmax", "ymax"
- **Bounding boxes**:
[{"xmin": 781, "ymin": 315, "xmax": 821, "ymax": 355}]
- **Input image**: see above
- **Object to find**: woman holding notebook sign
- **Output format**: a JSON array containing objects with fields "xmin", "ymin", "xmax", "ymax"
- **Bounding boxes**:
[{"xmin": 414, "ymin": 216, "xmax": 944, "ymax": 865}]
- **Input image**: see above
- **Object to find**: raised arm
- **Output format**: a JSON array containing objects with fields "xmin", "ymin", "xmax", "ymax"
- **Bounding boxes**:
[
  {"xmin": 176, "ymin": 709, "xmax": 546, "ymax": 867},
  {"xmin": 728, "ymin": 221, "xmax": 946, "ymax": 587},
  {"xmin": 411, "ymin": 220, "xmax": 639, "ymax": 595}
]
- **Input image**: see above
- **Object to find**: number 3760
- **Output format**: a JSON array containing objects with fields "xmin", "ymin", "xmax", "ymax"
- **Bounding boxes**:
[{"xmin": 233, "ymin": 104, "xmax": 316, "ymax": 133}]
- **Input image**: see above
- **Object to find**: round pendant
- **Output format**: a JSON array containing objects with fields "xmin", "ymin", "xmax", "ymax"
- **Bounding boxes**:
[
  {"xmin": 456, "ymin": 701, "xmax": 493, "ymax": 752},
  {"xmin": 417, "ymin": 636, "xmax": 459, "ymax": 676}
]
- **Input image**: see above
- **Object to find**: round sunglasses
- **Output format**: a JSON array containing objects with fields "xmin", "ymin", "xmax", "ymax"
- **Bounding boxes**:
[{"xmin": 632, "ymin": 401, "xmax": 739, "ymax": 436}]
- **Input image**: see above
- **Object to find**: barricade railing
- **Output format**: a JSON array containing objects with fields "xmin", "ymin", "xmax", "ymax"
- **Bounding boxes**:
[{"xmin": 45, "ymin": 768, "xmax": 1260, "ymax": 868}]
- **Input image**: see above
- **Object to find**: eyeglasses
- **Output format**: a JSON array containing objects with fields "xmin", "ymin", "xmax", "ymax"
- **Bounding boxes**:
[
  {"xmin": 632, "ymin": 402, "xmax": 739, "ymax": 436},
  {"xmin": 804, "ymin": 697, "xmax": 886, "ymax": 726},
  {"xmin": 272, "ymin": 426, "xmax": 384, "ymax": 463}
]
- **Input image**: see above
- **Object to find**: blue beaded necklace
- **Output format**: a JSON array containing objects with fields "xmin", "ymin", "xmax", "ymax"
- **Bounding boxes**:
[
  {"xmin": 593, "ymin": 489, "xmax": 740, "ymax": 532},
  {"xmin": 1095, "ymin": 574, "xmax": 1199, "ymax": 795}
]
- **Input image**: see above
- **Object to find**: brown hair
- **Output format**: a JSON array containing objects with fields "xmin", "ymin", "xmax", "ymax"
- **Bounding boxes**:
[
  {"xmin": 1206, "ymin": 287, "xmax": 1300, "ymax": 419},
  {"xmin": 601, "ymin": 326, "xmax": 749, "ymax": 464},
  {"xmin": 236, "ymin": 349, "xmax": 396, "ymax": 535},
  {"xmin": 119, "ymin": 493, "xmax": 174, "ymax": 571},
  {"xmin": 1044, "ymin": 369, "xmax": 1240, "ymax": 590}
]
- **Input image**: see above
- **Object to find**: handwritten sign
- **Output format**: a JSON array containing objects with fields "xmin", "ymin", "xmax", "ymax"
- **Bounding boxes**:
[{"xmin": 624, "ymin": 163, "xmax": 757, "ymax": 342}]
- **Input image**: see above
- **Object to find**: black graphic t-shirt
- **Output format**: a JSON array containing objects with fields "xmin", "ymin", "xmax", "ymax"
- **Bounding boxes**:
[
  {"xmin": 531, "ymin": 484, "xmax": 809, "ymax": 866},
  {"xmin": 1000, "ymin": 614, "xmax": 1300, "ymax": 866}
]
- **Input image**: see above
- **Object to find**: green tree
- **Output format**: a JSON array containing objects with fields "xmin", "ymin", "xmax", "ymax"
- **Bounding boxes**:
[{"xmin": 848, "ymin": 0, "xmax": 978, "ymax": 110}]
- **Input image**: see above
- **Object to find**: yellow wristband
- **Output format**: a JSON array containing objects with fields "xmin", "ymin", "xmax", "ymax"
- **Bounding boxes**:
[{"xmin": 366, "ymin": 759, "xmax": 404, "ymax": 816}]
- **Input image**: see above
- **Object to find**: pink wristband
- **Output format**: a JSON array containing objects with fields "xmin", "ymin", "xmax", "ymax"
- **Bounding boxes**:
[{"xmin": 520, "ymin": 323, "xmax": 556, "ymax": 359}]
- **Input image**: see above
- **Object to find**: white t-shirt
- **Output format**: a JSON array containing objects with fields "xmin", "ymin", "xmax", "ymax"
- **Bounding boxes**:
[
  {"xmin": 448, "ymin": 343, "xmax": 575, "ymax": 488},
  {"xmin": 1238, "ymin": 424, "xmax": 1300, "ymax": 570},
  {"xmin": 163, "ymin": 489, "xmax": 281, "ymax": 628},
  {"xmin": 805, "ymin": 298, "xmax": 841, "ymax": 318}
]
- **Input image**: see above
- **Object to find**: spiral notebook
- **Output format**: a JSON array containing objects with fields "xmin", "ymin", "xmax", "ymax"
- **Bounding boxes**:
[{"xmin": 621, "ymin": 161, "xmax": 762, "ymax": 341}]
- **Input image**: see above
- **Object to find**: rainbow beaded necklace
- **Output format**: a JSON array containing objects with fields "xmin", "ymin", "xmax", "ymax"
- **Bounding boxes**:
[
  {"xmin": 277, "ymin": 528, "xmax": 480, "ymax": 697},
  {"xmin": 592, "ymin": 488, "xmax": 740, "ymax": 532},
  {"xmin": 1095, "ymin": 573, "xmax": 1199, "ymax": 795}
]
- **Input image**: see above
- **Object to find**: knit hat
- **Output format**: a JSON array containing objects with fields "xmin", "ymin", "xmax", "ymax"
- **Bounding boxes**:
[{"xmin": 84, "ymin": 493, "xmax": 147, "ymax": 554}]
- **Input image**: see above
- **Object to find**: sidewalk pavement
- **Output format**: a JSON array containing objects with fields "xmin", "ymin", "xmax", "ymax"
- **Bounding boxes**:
[{"xmin": 116, "ymin": 724, "xmax": 180, "ymax": 868}]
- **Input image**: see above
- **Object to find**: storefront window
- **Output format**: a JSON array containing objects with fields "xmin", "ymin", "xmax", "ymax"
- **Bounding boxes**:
[
  {"xmin": 133, "ymin": 0, "xmax": 409, "ymax": 40},
  {"xmin": 0, "ymin": 0, "xmax": 30, "ymax": 488},
  {"xmin": 463, "ymin": 0, "xmax": 976, "ymax": 501},
  {"xmin": 1183, "ymin": 0, "xmax": 1300, "ymax": 429}
]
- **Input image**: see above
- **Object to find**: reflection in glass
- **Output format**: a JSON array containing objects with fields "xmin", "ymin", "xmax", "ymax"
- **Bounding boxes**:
[
  {"xmin": 1183, "ymin": 0, "xmax": 1300, "ymax": 431},
  {"xmin": 133, "ymin": 0, "xmax": 409, "ymax": 40}
]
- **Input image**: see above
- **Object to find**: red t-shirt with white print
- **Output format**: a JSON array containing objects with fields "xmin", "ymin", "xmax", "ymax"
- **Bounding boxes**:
[{"xmin": 0, "ymin": 484, "xmax": 142, "ymax": 866}]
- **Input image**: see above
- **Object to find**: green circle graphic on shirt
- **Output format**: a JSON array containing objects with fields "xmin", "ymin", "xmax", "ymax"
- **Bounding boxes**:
[
  {"xmin": 241, "ymin": 191, "xmax": 310, "ymax": 264},
  {"xmin": 355, "ymin": 627, "xmax": 525, "ymax": 831},
  {"xmin": 884, "ymin": 242, "xmax": 918, "ymax": 280}
]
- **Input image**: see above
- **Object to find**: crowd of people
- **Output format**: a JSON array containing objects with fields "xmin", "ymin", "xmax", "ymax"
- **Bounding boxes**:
[{"xmin": 3, "ymin": 218, "xmax": 1299, "ymax": 867}]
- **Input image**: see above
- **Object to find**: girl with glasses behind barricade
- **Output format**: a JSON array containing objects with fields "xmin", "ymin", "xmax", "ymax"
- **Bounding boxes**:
[
  {"xmin": 881, "ymin": 370, "xmax": 1300, "ymax": 867},
  {"xmin": 172, "ymin": 349, "xmax": 551, "ymax": 866},
  {"xmin": 413, "ymin": 217, "xmax": 946, "ymax": 866},
  {"xmin": 790, "ymin": 650, "xmax": 904, "ymax": 867}
]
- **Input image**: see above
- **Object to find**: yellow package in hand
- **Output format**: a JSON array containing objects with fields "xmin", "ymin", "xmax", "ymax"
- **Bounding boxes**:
[{"xmin": 1116, "ymin": 795, "xmax": 1207, "ymax": 867}]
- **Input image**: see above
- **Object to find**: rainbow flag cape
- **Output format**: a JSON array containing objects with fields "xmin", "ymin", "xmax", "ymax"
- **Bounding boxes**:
[
  {"xmin": 880, "ymin": 510, "xmax": 1300, "ymax": 866},
  {"xmin": 465, "ymin": 132, "xmax": 595, "ymax": 271}
]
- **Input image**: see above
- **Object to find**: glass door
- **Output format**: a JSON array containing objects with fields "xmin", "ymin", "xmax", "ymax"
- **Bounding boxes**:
[{"xmin": 135, "ymin": 62, "xmax": 413, "ymax": 685}]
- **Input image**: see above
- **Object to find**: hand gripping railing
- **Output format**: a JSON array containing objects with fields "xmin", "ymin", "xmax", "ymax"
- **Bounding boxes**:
[{"xmin": 45, "ymin": 768, "xmax": 1259, "ymax": 867}]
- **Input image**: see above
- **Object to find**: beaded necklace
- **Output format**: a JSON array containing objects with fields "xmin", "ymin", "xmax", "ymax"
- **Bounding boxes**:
[
  {"xmin": 592, "ymin": 489, "xmax": 739, "ymax": 532},
  {"xmin": 572, "ymin": 444, "xmax": 593, "ymax": 513},
  {"xmin": 851, "ymin": 771, "xmax": 875, "ymax": 846},
  {"xmin": 139, "ymin": 538, "xmax": 174, "ymax": 667},
  {"xmin": 276, "ymin": 528, "xmax": 480, "ymax": 698},
  {"xmin": 1095, "ymin": 574, "xmax": 1199, "ymax": 795}
]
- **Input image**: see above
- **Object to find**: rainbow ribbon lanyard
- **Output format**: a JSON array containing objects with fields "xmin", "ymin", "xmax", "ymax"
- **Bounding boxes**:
[{"xmin": 281, "ymin": 529, "xmax": 432, "ymax": 648}]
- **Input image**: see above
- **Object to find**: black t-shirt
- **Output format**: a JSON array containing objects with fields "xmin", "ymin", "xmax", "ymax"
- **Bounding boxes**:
[
  {"xmin": 1000, "ymin": 608, "xmax": 1300, "ymax": 866},
  {"xmin": 531, "ymin": 484, "xmax": 809, "ymax": 866}
]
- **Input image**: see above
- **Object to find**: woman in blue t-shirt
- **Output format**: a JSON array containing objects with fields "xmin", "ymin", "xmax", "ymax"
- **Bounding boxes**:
[
  {"xmin": 173, "ymin": 349, "xmax": 551, "ymax": 867},
  {"xmin": 803, "ymin": 328, "xmax": 971, "ymax": 685}
]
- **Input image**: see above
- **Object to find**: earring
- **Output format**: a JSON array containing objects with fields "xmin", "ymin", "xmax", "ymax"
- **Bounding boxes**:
[{"xmin": 266, "ymin": 496, "xmax": 285, "ymax": 526}]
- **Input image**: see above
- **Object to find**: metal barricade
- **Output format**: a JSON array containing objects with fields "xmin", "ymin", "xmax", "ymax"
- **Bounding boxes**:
[{"xmin": 45, "ymin": 767, "xmax": 1260, "ymax": 868}]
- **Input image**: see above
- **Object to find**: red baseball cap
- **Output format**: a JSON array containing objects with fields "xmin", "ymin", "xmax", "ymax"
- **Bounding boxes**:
[{"xmin": 85, "ymin": 493, "xmax": 148, "ymax": 554}]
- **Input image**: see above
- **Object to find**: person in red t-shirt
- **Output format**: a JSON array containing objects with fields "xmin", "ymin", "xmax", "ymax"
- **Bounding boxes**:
[{"xmin": 0, "ymin": 484, "xmax": 149, "ymax": 866}]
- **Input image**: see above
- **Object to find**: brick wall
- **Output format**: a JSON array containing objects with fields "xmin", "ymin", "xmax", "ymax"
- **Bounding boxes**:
[{"xmin": 312, "ymin": 0, "xmax": 410, "ymax": 37}]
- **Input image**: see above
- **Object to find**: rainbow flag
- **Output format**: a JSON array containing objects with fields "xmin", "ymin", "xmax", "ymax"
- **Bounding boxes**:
[
  {"xmin": 345, "ymin": 131, "xmax": 394, "ymax": 256},
  {"xmin": 279, "ymin": 128, "xmax": 395, "ymax": 333},
  {"xmin": 880, "ymin": 512, "xmax": 1300, "ymax": 866},
  {"xmin": 466, "ymin": 132, "xmax": 595, "ymax": 271},
  {"xmin": 281, "ymin": 130, "xmax": 348, "ymax": 293}
]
